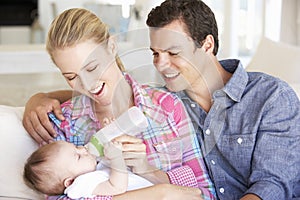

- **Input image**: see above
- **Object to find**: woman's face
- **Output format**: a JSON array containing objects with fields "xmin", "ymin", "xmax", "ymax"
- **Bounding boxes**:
[{"xmin": 53, "ymin": 39, "xmax": 123, "ymax": 106}]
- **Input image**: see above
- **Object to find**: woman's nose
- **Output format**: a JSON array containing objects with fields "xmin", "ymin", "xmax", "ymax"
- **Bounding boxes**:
[
  {"xmin": 78, "ymin": 74, "xmax": 93, "ymax": 91},
  {"xmin": 76, "ymin": 70, "xmax": 99, "ymax": 92}
]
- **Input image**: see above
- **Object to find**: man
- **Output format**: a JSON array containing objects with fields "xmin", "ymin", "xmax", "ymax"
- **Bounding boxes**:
[
  {"xmin": 146, "ymin": 0, "xmax": 300, "ymax": 200},
  {"xmin": 23, "ymin": 0, "xmax": 300, "ymax": 199}
]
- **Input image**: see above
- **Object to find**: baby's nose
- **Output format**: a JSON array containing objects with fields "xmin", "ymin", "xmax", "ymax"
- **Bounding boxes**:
[{"xmin": 78, "ymin": 146, "xmax": 88, "ymax": 153}]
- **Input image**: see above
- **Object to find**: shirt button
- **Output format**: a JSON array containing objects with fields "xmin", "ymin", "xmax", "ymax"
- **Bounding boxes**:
[
  {"xmin": 219, "ymin": 187, "xmax": 225, "ymax": 194},
  {"xmin": 211, "ymin": 160, "xmax": 216, "ymax": 165},
  {"xmin": 205, "ymin": 129, "xmax": 211, "ymax": 135},
  {"xmin": 191, "ymin": 103, "xmax": 196, "ymax": 108},
  {"xmin": 237, "ymin": 137, "xmax": 243, "ymax": 144}
]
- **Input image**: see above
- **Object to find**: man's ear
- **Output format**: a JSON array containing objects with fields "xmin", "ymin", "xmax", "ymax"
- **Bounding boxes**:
[
  {"xmin": 64, "ymin": 177, "xmax": 74, "ymax": 188},
  {"xmin": 201, "ymin": 34, "xmax": 214, "ymax": 53},
  {"xmin": 107, "ymin": 36, "xmax": 118, "ymax": 56}
]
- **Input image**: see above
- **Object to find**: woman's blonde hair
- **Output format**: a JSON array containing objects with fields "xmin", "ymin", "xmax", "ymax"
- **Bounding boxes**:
[{"xmin": 46, "ymin": 8, "xmax": 125, "ymax": 71}]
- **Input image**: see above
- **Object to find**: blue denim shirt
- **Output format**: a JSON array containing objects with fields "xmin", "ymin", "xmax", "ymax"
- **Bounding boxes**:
[{"xmin": 177, "ymin": 59, "xmax": 300, "ymax": 200}]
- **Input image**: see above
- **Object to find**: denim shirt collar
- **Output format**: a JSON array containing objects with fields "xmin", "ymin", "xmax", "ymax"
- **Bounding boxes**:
[
  {"xmin": 220, "ymin": 59, "xmax": 248, "ymax": 102},
  {"xmin": 177, "ymin": 59, "xmax": 248, "ymax": 103}
]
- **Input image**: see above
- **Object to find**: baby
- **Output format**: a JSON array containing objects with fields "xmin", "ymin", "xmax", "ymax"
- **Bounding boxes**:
[{"xmin": 23, "ymin": 140, "xmax": 153, "ymax": 199}]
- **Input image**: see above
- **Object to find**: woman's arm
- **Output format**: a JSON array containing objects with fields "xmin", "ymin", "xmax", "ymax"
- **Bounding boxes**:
[
  {"xmin": 112, "ymin": 184, "xmax": 203, "ymax": 200},
  {"xmin": 169, "ymin": 96, "xmax": 216, "ymax": 199},
  {"xmin": 22, "ymin": 90, "xmax": 72, "ymax": 144},
  {"xmin": 49, "ymin": 184, "xmax": 203, "ymax": 200}
]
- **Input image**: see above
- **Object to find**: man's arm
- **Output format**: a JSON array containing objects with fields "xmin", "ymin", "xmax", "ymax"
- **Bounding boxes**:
[
  {"xmin": 245, "ymin": 86, "xmax": 300, "ymax": 199},
  {"xmin": 22, "ymin": 90, "xmax": 72, "ymax": 144},
  {"xmin": 240, "ymin": 194, "xmax": 261, "ymax": 200}
]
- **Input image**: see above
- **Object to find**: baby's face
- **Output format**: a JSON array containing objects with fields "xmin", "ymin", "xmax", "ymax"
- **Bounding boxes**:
[{"xmin": 52, "ymin": 141, "xmax": 97, "ymax": 179}]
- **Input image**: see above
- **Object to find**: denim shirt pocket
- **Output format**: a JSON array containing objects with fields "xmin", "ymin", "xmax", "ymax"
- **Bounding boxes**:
[
  {"xmin": 153, "ymin": 138, "xmax": 183, "ymax": 171},
  {"xmin": 220, "ymin": 132, "xmax": 257, "ymax": 176}
]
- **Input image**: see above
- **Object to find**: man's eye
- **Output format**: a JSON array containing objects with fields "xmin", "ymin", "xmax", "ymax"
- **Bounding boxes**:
[
  {"xmin": 87, "ymin": 65, "xmax": 98, "ymax": 72},
  {"xmin": 152, "ymin": 52, "xmax": 159, "ymax": 56},
  {"xmin": 169, "ymin": 52, "xmax": 179, "ymax": 56}
]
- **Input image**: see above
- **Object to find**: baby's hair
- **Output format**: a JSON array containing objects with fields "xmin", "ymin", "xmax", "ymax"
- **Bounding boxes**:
[{"xmin": 23, "ymin": 142, "xmax": 65, "ymax": 195}]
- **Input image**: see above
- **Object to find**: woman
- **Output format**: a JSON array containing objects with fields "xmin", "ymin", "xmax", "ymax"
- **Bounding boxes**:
[{"xmin": 30, "ymin": 8, "xmax": 215, "ymax": 200}]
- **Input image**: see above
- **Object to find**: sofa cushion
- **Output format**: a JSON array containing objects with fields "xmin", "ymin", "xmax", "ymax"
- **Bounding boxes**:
[{"xmin": 0, "ymin": 105, "xmax": 44, "ymax": 199}]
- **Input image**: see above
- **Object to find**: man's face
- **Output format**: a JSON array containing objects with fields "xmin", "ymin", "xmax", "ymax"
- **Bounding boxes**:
[{"xmin": 149, "ymin": 20, "xmax": 208, "ymax": 92}]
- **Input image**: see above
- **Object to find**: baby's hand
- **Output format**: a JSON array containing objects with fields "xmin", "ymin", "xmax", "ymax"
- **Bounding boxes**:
[
  {"xmin": 103, "ymin": 141, "xmax": 123, "ymax": 161},
  {"xmin": 104, "ymin": 141, "xmax": 127, "ymax": 173}
]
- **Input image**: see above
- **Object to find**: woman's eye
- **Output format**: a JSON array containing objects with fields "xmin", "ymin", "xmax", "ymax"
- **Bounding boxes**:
[
  {"xmin": 87, "ymin": 65, "xmax": 98, "ymax": 72},
  {"xmin": 66, "ymin": 75, "xmax": 77, "ymax": 81}
]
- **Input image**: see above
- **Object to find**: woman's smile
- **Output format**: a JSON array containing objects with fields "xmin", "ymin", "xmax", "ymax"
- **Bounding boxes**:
[{"xmin": 90, "ymin": 82, "xmax": 105, "ymax": 96}]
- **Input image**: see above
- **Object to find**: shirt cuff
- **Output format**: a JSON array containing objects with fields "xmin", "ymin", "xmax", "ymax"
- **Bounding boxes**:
[
  {"xmin": 167, "ymin": 165, "xmax": 198, "ymax": 188},
  {"xmin": 245, "ymin": 181, "xmax": 285, "ymax": 200}
]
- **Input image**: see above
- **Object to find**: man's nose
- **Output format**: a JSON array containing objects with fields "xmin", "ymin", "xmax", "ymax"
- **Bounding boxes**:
[{"xmin": 154, "ymin": 53, "xmax": 170, "ymax": 72}]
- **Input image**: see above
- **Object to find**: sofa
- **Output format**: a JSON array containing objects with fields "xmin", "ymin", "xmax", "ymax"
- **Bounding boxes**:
[{"xmin": 0, "ymin": 38, "xmax": 299, "ymax": 199}]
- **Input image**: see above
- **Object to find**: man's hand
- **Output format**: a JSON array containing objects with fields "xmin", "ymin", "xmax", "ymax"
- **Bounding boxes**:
[{"xmin": 22, "ymin": 92, "xmax": 64, "ymax": 145}]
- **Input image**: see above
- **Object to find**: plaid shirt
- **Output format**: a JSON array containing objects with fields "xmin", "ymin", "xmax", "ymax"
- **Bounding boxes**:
[{"xmin": 48, "ymin": 74, "xmax": 216, "ymax": 200}]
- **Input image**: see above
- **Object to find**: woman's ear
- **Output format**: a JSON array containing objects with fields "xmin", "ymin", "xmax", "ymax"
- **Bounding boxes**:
[
  {"xmin": 64, "ymin": 177, "xmax": 74, "ymax": 188},
  {"xmin": 107, "ymin": 36, "xmax": 118, "ymax": 56},
  {"xmin": 201, "ymin": 34, "xmax": 214, "ymax": 53}
]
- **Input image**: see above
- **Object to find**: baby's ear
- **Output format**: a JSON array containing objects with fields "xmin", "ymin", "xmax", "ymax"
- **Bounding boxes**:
[{"xmin": 64, "ymin": 177, "xmax": 74, "ymax": 188}]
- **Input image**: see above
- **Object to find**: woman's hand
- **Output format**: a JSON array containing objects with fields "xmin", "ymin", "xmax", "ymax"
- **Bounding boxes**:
[{"xmin": 22, "ymin": 92, "xmax": 67, "ymax": 145}]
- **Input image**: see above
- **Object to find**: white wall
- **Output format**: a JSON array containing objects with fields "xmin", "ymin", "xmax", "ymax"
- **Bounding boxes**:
[
  {"xmin": 280, "ymin": 0, "xmax": 300, "ymax": 45},
  {"xmin": 38, "ymin": 0, "xmax": 87, "ymax": 41}
]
